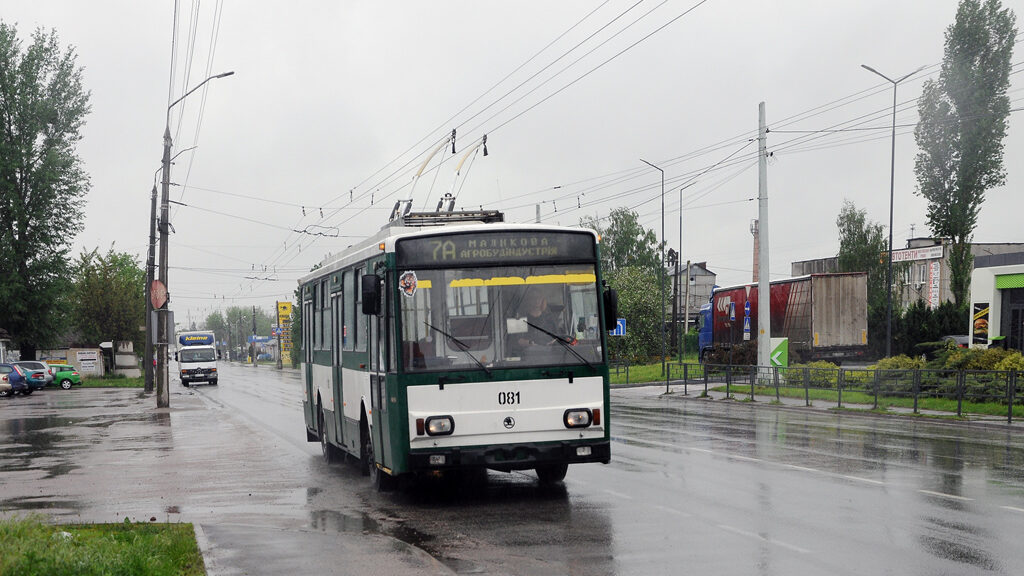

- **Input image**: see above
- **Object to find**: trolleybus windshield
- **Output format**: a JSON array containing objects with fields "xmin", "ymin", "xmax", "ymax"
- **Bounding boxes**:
[{"xmin": 398, "ymin": 264, "xmax": 602, "ymax": 372}]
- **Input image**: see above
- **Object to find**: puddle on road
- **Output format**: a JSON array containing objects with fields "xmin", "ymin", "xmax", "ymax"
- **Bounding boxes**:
[{"xmin": 309, "ymin": 509, "xmax": 455, "ymax": 567}]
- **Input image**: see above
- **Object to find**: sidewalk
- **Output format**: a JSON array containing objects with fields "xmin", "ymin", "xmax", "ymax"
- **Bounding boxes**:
[{"xmin": 0, "ymin": 387, "xmax": 451, "ymax": 576}]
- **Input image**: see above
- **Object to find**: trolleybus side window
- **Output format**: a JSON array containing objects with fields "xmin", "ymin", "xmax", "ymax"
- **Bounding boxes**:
[
  {"xmin": 343, "ymin": 270, "xmax": 354, "ymax": 351},
  {"xmin": 355, "ymin": 266, "xmax": 366, "ymax": 352},
  {"xmin": 307, "ymin": 284, "xmax": 316, "ymax": 352},
  {"xmin": 321, "ymin": 279, "xmax": 331, "ymax": 349}
]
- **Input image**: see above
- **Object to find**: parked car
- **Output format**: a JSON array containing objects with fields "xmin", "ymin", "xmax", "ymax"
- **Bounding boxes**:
[
  {"xmin": 0, "ymin": 363, "xmax": 32, "ymax": 396},
  {"xmin": 49, "ymin": 364, "xmax": 81, "ymax": 390},
  {"xmin": 942, "ymin": 335, "xmax": 970, "ymax": 348},
  {"xmin": 13, "ymin": 360, "xmax": 53, "ymax": 387}
]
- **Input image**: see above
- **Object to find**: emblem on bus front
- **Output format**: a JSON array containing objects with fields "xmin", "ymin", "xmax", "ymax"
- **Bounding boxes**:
[{"xmin": 503, "ymin": 417, "xmax": 515, "ymax": 429}]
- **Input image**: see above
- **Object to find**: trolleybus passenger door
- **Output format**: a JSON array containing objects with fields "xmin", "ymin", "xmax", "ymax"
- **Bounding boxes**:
[
  {"xmin": 365, "ymin": 273, "xmax": 390, "ymax": 472},
  {"xmin": 303, "ymin": 297, "xmax": 315, "ymax": 428},
  {"xmin": 331, "ymin": 291, "xmax": 343, "ymax": 447}
]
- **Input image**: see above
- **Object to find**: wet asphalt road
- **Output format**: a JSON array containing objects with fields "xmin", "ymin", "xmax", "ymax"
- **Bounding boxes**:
[{"xmin": 2, "ymin": 364, "xmax": 1024, "ymax": 575}]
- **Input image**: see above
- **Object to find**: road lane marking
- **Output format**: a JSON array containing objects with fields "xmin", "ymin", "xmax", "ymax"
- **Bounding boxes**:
[
  {"xmin": 615, "ymin": 432, "xmax": 888, "ymax": 487},
  {"xmin": 918, "ymin": 490, "xmax": 972, "ymax": 502},
  {"xmin": 839, "ymin": 474, "xmax": 885, "ymax": 485},
  {"xmin": 651, "ymin": 504, "xmax": 692, "ymax": 518},
  {"xmin": 1001, "ymin": 506, "xmax": 1024, "ymax": 513},
  {"xmin": 603, "ymin": 489, "xmax": 634, "ymax": 500},
  {"xmin": 717, "ymin": 524, "xmax": 810, "ymax": 554}
]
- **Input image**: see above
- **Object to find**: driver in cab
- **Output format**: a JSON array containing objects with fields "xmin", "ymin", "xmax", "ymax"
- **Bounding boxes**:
[{"xmin": 516, "ymin": 290, "xmax": 563, "ymax": 348}]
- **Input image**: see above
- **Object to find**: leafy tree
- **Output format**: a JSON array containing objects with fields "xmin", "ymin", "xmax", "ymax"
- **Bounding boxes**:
[
  {"xmin": 914, "ymin": 0, "xmax": 1017, "ymax": 307},
  {"xmin": 605, "ymin": 266, "xmax": 662, "ymax": 363},
  {"xmin": 836, "ymin": 200, "xmax": 911, "ymax": 357},
  {"xmin": 580, "ymin": 207, "xmax": 663, "ymax": 275},
  {"xmin": 836, "ymin": 201, "xmax": 889, "ymax": 313},
  {"xmin": 0, "ymin": 23, "xmax": 91, "ymax": 359},
  {"xmin": 210, "ymin": 305, "xmax": 273, "ymax": 360},
  {"xmin": 203, "ymin": 310, "xmax": 228, "ymax": 346},
  {"xmin": 73, "ymin": 246, "xmax": 145, "ymax": 353}
]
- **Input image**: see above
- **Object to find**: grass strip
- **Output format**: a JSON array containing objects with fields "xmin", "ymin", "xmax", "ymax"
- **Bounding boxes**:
[
  {"xmin": 0, "ymin": 515, "xmax": 205, "ymax": 576},
  {"xmin": 80, "ymin": 376, "xmax": 144, "ymax": 388}
]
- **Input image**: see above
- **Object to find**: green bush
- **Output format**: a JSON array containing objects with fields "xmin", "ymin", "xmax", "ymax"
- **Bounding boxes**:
[
  {"xmin": 791, "ymin": 360, "xmax": 840, "ymax": 388},
  {"xmin": 912, "ymin": 341, "xmax": 947, "ymax": 360},
  {"xmin": 944, "ymin": 347, "xmax": 1015, "ymax": 371},
  {"xmin": 872, "ymin": 355, "xmax": 926, "ymax": 371},
  {"xmin": 995, "ymin": 351, "xmax": 1024, "ymax": 372}
]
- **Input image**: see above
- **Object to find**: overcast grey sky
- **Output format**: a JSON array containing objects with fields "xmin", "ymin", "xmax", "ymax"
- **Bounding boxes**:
[{"xmin": 2, "ymin": 0, "xmax": 1021, "ymax": 325}]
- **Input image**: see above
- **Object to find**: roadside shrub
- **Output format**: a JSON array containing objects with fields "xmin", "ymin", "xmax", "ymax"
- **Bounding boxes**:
[
  {"xmin": 792, "ymin": 360, "xmax": 839, "ymax": 388},
  {"xmin": 872, "ymin": 355, "xmax": 926, "ymax": 371},
  {"xmin": 912, "ymin": 341, "xmax": 947, "ymax": 361},
  {"xmin": 704, "ymin": 341, "xmax": 757, "ymax": 366},
  {"xmin": 995, "ymin": 351, "xmax": 1024, "ymax": 373},
  {"xmin": 964, "ymin": 347, "xmax": 1013, "ymax": 371}
]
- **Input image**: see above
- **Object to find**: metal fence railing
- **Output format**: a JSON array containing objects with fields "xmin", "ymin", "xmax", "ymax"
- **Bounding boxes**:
[{"xmin": 655, "ymin": 363, "xmax": 1023, "ymax": 424}]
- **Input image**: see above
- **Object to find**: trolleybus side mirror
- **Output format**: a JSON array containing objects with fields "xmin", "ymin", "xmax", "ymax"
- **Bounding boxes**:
[
  {"xmin": 173, "ymin": 352, "xmax": 178, "ymax": 361},
  {"xmin": 361, "ymin": 274, "xmax": 382, "ymax": 316},
  {"xmin": 603, "ymin": 288, "xmax": 618, "ymax": 330}
]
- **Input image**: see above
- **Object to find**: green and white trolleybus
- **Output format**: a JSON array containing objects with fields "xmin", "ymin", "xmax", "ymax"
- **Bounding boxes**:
[{"xmin": 300, "ymin": 210, "xmax": 617, "ymax": 490}]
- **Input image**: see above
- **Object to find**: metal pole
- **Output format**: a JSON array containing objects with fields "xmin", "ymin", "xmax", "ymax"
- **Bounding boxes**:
[
  {"xmin": 678, "ymin": 183, "xmax": 683, "ymax": 363},
  {"xmin": 683, "ymin": 259, "xmax": 691, "ymax": 360},
  {"xmin": 252, "ymin": 305, "xmax": 257, "ymax": 367},
  {"xmin": 885, "ymin": 85, "xmax": 896, "ymax": 359},
  {"xmin": 144, "ymin": 185, "xmax": 156, "ymax": 393},
  {"xmin": 641, "ymin": 159, "xmax": 666, "ymax": 377},
  {"xmin": 861, "ymin": 64, "xmax": 923, "ymax": 358}
]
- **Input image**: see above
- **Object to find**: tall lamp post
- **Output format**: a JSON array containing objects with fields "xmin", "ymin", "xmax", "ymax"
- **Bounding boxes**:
[
  {"xmin": 860, "ymin": 64, "xmax": 923, "ymax": 358},
  {"xmin": 156, "ymin": 71, "xmax": 234, "ymax": 408},
  {"xmin": 640, "ymin": 159, "xmax": 666, "ymax": 379},
  {"xmin": 677, "ymin": 181, "xmax": 695, "ymax": 362}
]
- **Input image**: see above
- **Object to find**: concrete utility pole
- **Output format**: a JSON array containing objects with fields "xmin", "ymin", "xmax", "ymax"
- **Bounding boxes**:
[
  {"xmin": 757, "ymin": 102, "xmax": 771, "ymax": 369},
  {"xmin": 156, "ymin": 126, "xmax": 172, "ymax": 408},
  {"xmin": 144, "ymin": 185, "xmax": 157, "ymax": 393},
  {"xmin": 156, "ymin": 71, "xmax": 233, "ymax": 408}
]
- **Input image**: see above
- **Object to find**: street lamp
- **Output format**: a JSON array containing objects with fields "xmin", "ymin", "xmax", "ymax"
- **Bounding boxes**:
[
  {"xmin": 677, "ymin": 181, "xmax": 695, "ymax": 362},
  {"xmin": 640, "ymin": 159, "xmax": 666, "ymax": 381},
  {"xmin": 156, "ymin": 71, "xmax": 234, "ymax": 408},
  {"xmin": 860, "ymin": 63, "xmax": 923, "ymax": 358}
]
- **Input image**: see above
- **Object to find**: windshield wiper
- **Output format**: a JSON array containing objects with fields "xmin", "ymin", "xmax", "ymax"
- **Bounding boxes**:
[
  {"xmin": 423, "ymin": 321, "xmax": 491, "ymax": 376},
  {"xmin": 525, "ymin": 321, "xmax": 594, "ymax": 369}
]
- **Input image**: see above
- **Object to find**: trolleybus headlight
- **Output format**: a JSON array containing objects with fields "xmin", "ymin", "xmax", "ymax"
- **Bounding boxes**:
[
  {"xmin": 563, "ymin": 409, "xmax": 592, "ymax": 428},
  {"xmin": 425, "ymin": 416, "xmax": 454, "ymax": 436}
]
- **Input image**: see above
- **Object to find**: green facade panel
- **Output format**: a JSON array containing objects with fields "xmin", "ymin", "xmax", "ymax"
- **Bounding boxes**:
[{"xmin": 995, "ymin": 274, "xmax": 1024, "ymax": 290}]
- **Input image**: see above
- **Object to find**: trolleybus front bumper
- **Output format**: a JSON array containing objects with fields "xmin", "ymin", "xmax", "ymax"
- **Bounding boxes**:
[{"xmin": 408, "ymin": 439, "xmax": 610, "ymax": 472}]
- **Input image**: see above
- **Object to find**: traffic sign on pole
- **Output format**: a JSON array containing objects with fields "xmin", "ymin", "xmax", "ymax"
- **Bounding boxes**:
[{"xmin": 609, "ymin": 318, "xmax": 627, "ymax": 336}]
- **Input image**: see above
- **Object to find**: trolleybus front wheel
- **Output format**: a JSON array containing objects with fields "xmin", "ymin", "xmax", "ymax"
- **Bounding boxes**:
[
  {"xmin": 319, "ymin": 403, "xmax": 337, "ymax": 464},
  {"xmin": 361, "ymin": 417, "xmax": 395, "ymax": 491},
  {"xmin": 535, "ymin": 463, "xmax": 568, "ymax": 484}
]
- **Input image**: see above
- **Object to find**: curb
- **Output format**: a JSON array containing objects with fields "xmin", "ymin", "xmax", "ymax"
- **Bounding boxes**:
[{"xmin": 192, "ymin": 522, "xmax": 219, "ymax": 576}]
